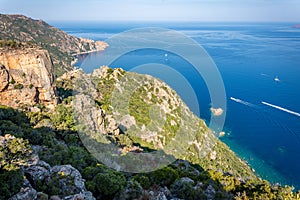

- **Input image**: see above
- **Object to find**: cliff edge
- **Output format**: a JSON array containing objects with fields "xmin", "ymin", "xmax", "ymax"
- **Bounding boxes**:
[{"xmin": 0, "ymin": 45, "xmax": 57, "ymax": 109}]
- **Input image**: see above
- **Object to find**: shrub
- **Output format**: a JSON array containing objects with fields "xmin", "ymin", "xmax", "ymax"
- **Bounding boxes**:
[
  {"xmin": 0, "ymin": 169, "xmax": 23, "ymax": 199},
  {"xmin": 171, "ymin": 180, "xmax": 198, "ymax": 200},
  {"xmin": 10, "ymin": 78, "xmax": 15, "ymax": 84},
  {"xmin": 133, "ymin": 175, "xmax": 151, "ymax": 189},
  {"xmin": 51, "ymin": 104, "xmax": 75, "ymax": 130},
  {"xmin": 93, "ymin": 171, "xmax": 126, "ymax": 196},
  {"xmin": 150, "ymin": 166, "xmax": 179, "ymax": 187},
  {"xmin": 14, "ymin": 83, "xmax": 24, "ymax": 89},
  {"xmin": 0, "ymin": 135, "xmax": 33, "ymax": 171},
  {"xmin": 82, "ymin": 164, "xmax": 106, "ymax": 180}
]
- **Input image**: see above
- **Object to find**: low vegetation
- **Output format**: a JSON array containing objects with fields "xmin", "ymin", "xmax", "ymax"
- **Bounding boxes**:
[{"xmin": 1, "ymin": 68, "xmax": 300, "ymax": 199}]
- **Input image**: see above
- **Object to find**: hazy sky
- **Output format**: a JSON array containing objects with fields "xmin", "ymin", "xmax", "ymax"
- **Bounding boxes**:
[{"xmin": 1, "ymin": 0, "xmax": 300, "ymax": 22}]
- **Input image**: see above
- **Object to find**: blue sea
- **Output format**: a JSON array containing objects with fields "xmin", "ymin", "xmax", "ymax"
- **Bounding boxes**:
[{"xmin": 53, "ymin": 21, "xmax": 300, "ymax": 189}]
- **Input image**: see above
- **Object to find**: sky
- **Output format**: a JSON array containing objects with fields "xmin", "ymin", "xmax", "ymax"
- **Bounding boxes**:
[{"xmin": 0, "ymin": 0, "xmax": 300, "ymax": 22}]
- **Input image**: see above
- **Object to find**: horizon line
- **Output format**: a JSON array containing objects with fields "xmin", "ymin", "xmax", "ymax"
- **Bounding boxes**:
[
  {"xmin": 48, "ymin": 19, "xmax": 300, "ymax": 24},
  {"xmin": 1, "ymin": 13, "xmax": 299, "ymax": 24}
]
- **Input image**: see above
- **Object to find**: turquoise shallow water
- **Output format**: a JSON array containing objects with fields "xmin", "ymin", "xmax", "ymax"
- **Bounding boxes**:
[{"xmin": 54, "ymin": 21, "xmax": 300, "ymax": 189}]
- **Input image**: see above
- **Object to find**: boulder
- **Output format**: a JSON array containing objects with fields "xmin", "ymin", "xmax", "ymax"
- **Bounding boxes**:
[
  {"xmin": 23, "ymin": 161, "xmax": 95, "ymax": 200},
  {"xmin": 36, "ymin": 192, "xmax": 48, "ymax": 200},
  {"xmin": 147, "ymin": 186, "xmax": 171, "ymax": 200},
  {"xmin": 62, "ymin": 191, "xmax": 95, "ymax": 200},
  {"xmin": 179, "ymin": 177, "xmax": 194, "ymax": 185},
  {"xmin": 50, "ymin": 165, "xmax": 86, "ymax": 195}
]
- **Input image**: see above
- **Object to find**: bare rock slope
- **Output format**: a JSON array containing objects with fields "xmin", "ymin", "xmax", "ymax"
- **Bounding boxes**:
[{"xmin": 0, "ymin": 46, "xmax": 57, "ymax": 109}]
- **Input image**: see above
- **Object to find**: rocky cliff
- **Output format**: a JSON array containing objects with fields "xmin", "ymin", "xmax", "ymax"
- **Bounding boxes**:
[
  {"xmin": 0, "ymin": 14, "xmax": 108, "ymax": 76},
  {"xmin": 0, "ymin": 45, "xmax": 57, "ymax": 109}
]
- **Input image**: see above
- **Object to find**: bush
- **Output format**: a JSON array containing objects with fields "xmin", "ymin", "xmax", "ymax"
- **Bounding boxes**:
[
  {"xmin": 0, "ymin": 135, "xmax": 33, "ymax": 171},
  {"xmin": 14, "ymin": 83, "xmax": 24, "ymax": 89},
  {"xmin": 93, "ymin": 171, "xmax": 126, "ymax": 196},
  {"xmin": 121, "ymin": 180, "xmax": 143, "ymax": 199},
  {"xmin": 83, "ymin": 165, "xmax": 128, "ymax": 197},
  {"xmin": 171, "ymin": 180, "xmax": 200, "ymax": 200},
  {"xmin": 150, "ymin": 166, "xmax": 179, "ymax": 187},
  {"xmin": 133, "ymin": 175, "xmax": 151, "ymax": 189},
  {"xmin": 51, "ymin": 104, "xmax": 75, "ymax": 130},
  {"xmin": 0, "ymin": 169, "xmax": 23, "ymax": 199}
]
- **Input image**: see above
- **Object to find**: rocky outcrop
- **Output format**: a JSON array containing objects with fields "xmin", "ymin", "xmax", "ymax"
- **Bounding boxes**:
[
  {"xmin": 23, "ymin": 159, "xmax": 95, "ymax": 200},
  {"xmin": 50, "ymin": 165, "xmax": 88, "ymax": 196},
  {"xmin": 0, "ymin": 46, "xmax": 57, "ymax": 109}
]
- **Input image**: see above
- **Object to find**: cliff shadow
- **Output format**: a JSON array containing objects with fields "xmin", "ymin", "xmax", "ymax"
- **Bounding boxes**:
[{"xmin": 0, "ymin": 105, "xmax": 235, "ymax": 200}]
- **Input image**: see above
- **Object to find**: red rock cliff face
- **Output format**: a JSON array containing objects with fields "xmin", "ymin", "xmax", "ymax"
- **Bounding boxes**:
[{"xmin": 0, "ymin": 47, "xmax": 57, "ymax": 109}]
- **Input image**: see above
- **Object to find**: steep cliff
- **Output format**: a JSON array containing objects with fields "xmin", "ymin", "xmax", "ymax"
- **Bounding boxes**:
[
  {"xmin": 0, "ymin": 14, "xmax": 108, "ymax": 76},
  {"xmin": 0, "ymin": 45, "xmax": 57, "ymax": 109}
]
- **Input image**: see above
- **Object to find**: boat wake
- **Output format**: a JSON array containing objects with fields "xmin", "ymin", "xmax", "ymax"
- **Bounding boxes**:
[
  {"xmin": 229, "ymin": 97, "xmax": 300, "ymax": 144},
  {"xmin": 262, "ymin": 101, "xmax": 300, "ymax": 117},
  {"xmin": 230, "ymin": 97, "xmax": 256, "ymax": 108}
]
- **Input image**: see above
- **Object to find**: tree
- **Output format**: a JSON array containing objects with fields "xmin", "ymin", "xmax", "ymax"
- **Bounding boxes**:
[{"xmin": 0, "ymin": 134, "xmax": 33, "ymax": 171}]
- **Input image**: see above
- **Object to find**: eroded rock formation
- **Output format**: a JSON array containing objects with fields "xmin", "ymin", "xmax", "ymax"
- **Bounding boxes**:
[{"xmin": 0, "ymin": 46, "xmax": 57, "ymax": 109}]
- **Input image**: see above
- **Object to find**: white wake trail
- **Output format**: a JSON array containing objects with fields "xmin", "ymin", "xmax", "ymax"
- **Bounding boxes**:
[
  {"xmin": 230, "ymin": 97, "xmax": 256, "ymax": 107},
  {"xmin": 262, "ymin": 101, "xmax": 300, "ymax": 117}
]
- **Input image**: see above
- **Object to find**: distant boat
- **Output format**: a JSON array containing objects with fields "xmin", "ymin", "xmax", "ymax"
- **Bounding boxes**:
[
  {"xmin": 164, "ymin": 53, "xmax": 169, "ymax": 62},
  {"xmin": 274, "ymin": 76, "xmax": 280, "ymax": 82}
]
